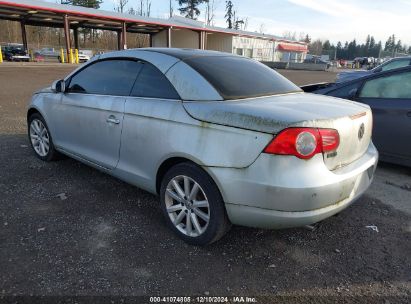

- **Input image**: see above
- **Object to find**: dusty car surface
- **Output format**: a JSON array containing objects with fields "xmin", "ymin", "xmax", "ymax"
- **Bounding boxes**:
[{"xmin": 27, "ymin": 48, "xmax": 378, "ymax": 245}]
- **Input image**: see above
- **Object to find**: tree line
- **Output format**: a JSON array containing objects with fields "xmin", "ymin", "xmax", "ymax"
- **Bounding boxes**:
[{"xmin": 306, "ymin": 34, "xmax": 411, "ymax": 60}]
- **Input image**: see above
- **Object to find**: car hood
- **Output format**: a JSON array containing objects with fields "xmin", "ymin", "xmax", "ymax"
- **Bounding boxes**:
[
  {"xmin": 34, "ymin": 86, "xmax": 54, "ymax": 94},
  {"xmin": 336, "ymin": 70, "xmax": 371, "ymax": 82},
  {"xmin": 183, "ymin": 92, "xmax": 368, "ymax": 134}
]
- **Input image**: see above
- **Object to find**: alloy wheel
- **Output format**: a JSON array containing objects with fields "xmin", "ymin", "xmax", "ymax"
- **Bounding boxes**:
[
  {"xmin": 164, "ymin": 175, "xmax": 210, "ymax": 237},
  {"xmin": 29, "ymin": 119, "xmax": 50, "ymax": 157}
]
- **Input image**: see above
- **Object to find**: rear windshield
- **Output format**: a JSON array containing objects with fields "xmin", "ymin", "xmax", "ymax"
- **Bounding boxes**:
[{"xmin": 183, "ymin": 56, "xmax": 301, "ymax": 100}]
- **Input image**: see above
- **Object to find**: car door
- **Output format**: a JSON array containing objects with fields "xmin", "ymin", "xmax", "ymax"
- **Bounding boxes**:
[
  {"xmin": 56, "ymin": 58, "xmax": 143, "ymax": 169},
  {"xmin": 354, "ymin": 69, "xmax": 411, "ymax": 159},
  {"xmin": 116, "ymin": 61, "xmax": 183, "ymax": 191}
]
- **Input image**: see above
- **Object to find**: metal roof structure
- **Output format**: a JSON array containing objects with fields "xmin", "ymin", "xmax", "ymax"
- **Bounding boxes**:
[{"xmin": 0, "ymin": 0, "xmax": 306, "ymax": 44}]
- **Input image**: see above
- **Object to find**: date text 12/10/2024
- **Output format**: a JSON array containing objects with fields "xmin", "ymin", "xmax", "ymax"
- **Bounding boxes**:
[{"xmin": 149, "ymin": 296, "xmax": 257, "ymax": 303}]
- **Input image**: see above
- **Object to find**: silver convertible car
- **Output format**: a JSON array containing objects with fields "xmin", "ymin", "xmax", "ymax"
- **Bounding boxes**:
[{"xmin": 27, "ymin": 48, "xmax": 378, "ymax": 245}]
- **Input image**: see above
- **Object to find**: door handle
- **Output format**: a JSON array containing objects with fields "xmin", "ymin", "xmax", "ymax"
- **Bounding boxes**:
[{"xmin": 106, "ymin": 116, "xmax": 120, "ymax": 124}]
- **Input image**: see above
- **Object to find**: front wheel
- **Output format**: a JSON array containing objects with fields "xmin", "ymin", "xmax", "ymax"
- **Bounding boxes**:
[
  {"xmin": 160, "ymin": 162, "xmax": 231, "ymax": 246},
  {"xmin": 28, "ymin": 113, "xmax": 60, "ymax": 161}
]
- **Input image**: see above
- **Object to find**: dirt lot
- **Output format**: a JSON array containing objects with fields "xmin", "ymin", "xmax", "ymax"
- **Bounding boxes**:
[{"xmin": 0, "ymin": 63, "xmax": 410, "ymax": 303}]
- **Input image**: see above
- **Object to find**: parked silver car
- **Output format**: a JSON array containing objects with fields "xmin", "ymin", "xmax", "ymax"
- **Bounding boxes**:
[{"xmin": 27, "ymin": 48, "xmax": 378, "ymax": 245}]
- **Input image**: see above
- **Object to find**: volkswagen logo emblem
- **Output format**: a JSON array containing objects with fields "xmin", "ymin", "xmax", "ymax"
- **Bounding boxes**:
[{"xmin": 358, "ymin": 123, "xmax": 365, "ymax": 140}]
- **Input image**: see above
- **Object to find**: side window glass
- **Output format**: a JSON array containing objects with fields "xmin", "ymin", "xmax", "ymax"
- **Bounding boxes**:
[
  {"xmin": 328, "ymin": 83, "xmax": 361, "ymax": 98},
  {"xmin": 359, "ymin": 71, "xmax": 411, "ymax": 98},
  {"xmin": 381, "ymin": 59, "xmax": 409, "ymax": 72},
  {"xmin": 131, "ymin": 63, "xmax": 180, "ymax": 99},
  {"xmin": 67, "ymin": 59, "xmax": 143, "ymax": 96}
]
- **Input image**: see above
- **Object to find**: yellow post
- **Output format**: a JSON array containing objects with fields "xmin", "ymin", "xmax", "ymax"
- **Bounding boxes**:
[
  {"xmin": 60, "ymin": 48, "xmax": 65, "ymax": 63},
  {"xmin": 75, "ymin": 49, "xmax": 79, "ymax": 64},
  {"xmin": 29, "ymin": 49, "xmax": 34, "ymax": 62},
  {"xmin": 69, "ymin": 48, "xmax": 74, "ymax": 64},
  {"xmin": 0, "ymin": 48, "xmax": 3, "ymax": 63}
]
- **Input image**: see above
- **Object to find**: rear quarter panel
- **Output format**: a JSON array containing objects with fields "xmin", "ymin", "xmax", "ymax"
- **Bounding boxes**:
[{"xmin": 114, "ymin": 98, "xmax": 272, "ymax": 193}]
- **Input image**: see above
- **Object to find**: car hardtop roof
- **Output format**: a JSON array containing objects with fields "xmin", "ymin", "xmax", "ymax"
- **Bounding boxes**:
[
  {"xmin": 132, "ymin": 47, "xmax": 238, "ymax": 60},
  {"xmin": 97, "ymin": 48, "xmax": 241, "ymax": 62}
]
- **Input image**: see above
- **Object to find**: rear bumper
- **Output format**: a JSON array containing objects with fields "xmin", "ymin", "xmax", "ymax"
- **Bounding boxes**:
[
  {"xmin": 225, "ymin": 168, "xmax": 371, "ymax": 229},
  {"xmin": 206, "ymin": 142, "xmax": 378, "ymax": 229}
]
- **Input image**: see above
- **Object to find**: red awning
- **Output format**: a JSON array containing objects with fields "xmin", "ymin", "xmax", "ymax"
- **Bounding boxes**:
[{"xmin": 277, "ymin": 43, "xmax": 308, "ymax": 52}]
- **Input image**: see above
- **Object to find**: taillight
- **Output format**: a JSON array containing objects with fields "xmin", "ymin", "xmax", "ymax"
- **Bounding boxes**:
[
  {"xmin": 318, "ymin": 129, "xmax": 339, "ymax": 152},
  {"xmin": 263, "ymin": 127, "xmax": 339, "ymax": 159}
]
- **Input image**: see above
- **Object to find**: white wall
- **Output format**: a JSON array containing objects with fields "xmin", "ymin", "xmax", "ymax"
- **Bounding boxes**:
[
  {"xmin": 206, "ymin": 33, "xmax": 233, "ymax": 53},
  {"xmin": 232, "ymin": 36, "xmax": 275, "ymax": 61}
]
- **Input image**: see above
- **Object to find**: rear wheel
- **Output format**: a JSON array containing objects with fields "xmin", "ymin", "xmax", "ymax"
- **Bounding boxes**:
[
  {"xmin": 28, "ymin": 113, "xmax": 60, "ymax": 161},
  {"xmin": 160, "ymin": 162, "xmax": 231, "ymax": 246}
]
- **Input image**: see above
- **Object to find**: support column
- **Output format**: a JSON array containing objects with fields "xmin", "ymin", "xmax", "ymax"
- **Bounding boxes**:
[
  {"xmin": 117, "ymin": 31, "xmax": 122, "ymax": 50},
  {"xmin": 20, "ymin": 20, "xmax": 28, "ymax": 51},
  {"xmin": 63, "ymin": 14, "xmax": 71, "ymax": 63},
  {"xmin": 149, "ymin": 34, "xmax": 153, "ymax": 47},
  {"xmin": 73, "ymin": 27, "xmax": 79, "ymax": 50},
  {"xmin": 121, "ymin": 22, "xmax": 127, "ymax": 49},
  {"xmin": 199, "ymin": 31, "xmax": 206, "ymax": 50},
  {"xmin": 166, "ymin": 27, "xmax": 172, "ymax": 48},
  {"xmin": 272, "ymin": 41, "xmax": 277, "ymax": 62},
  {"xmin": 203, "ymin": 31, "xmax": 207, "ymax": 50}
]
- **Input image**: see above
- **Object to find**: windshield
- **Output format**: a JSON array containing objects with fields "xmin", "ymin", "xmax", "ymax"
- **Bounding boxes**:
[
  {"xmin": 183, "ymin": 56, "xmax": 301, "ymax": 100},
  {"xmin": 5, "ymin": 45, "xmax": 25, "ymax": 52},
  {"xmin": 372, "ymin": 58, "xmax": 411, "ymax": 73}
]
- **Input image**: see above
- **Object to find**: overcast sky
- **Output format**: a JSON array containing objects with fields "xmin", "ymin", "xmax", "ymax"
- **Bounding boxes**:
[{"xmin": 50, "ymin": 0, "xmax": 411, "ymax": 45}]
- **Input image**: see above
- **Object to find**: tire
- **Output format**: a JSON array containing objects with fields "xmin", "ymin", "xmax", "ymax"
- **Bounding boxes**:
[
  {"xmin": 160, "ymin": 162, "xmax": 231, "ymax": 246},
  {"xmin": 28, "ymin": 113, "xmax": 60, "ymax": 161}
]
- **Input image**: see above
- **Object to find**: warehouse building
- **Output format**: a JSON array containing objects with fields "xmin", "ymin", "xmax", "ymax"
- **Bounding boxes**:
[
  {"xmin": 152, "ymin": 16, "xmax": 308, "ymax": 63},
  {"xmin": 0, "ymin": 0, "xmax": 308, "ymax": 63}
]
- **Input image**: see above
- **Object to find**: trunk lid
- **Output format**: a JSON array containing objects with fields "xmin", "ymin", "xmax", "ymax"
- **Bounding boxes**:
[
  {"xmin": 183, "ymin": 92, "xmax": 372, "ymax": 170},
  {"xmin": 294, "ymin": 109, "xmax": 372, "ymax": 170}
]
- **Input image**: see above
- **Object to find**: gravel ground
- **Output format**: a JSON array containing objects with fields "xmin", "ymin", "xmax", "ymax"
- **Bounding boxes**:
[{"xmin": 0, "ymin": 64, "xmax": 410, "ymax": 303}]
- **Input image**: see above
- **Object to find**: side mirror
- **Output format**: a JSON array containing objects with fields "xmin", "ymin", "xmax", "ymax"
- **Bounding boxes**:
[
  {"xmin": 348, "ymin": 88, "xmax": 358, "ymax": 100},
  {"xmin": 51, "ymin": 79, "xmax": 65, "ymax": 93}
]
